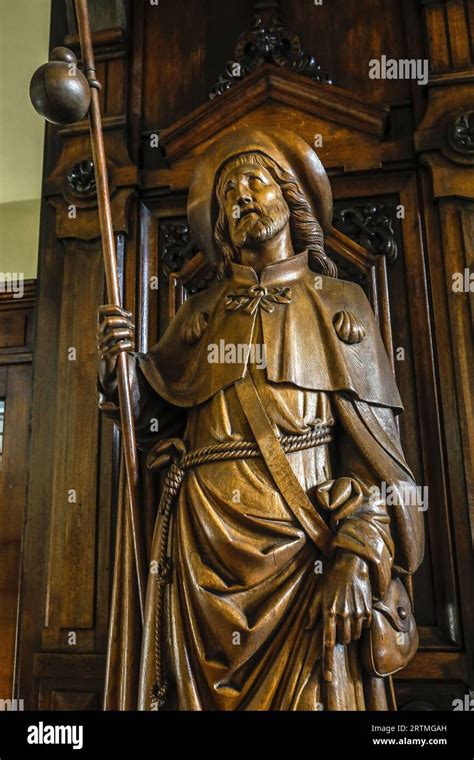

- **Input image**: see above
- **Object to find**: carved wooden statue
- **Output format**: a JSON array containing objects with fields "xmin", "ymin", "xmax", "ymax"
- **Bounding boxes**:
[{"xmin": 97, "ymin": 128, "xmax": 424, "ymax": 711}]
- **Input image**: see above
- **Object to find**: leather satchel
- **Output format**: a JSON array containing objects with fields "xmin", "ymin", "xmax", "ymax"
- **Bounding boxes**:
[
  {"xmin": 361, "ymin": 576, "xmax": 418, "ymax": 677},
  {"xmin": 234, "ymin": 372, "xmax": 418, "ymax": 680}
]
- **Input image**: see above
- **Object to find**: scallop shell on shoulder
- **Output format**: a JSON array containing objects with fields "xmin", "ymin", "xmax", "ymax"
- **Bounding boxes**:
[
  {"xmin": 333, "ymin": 310, "xmax": 366, "ymax": 344},
  {"xmin": 181, "ymin": 311, "xmax": 209, "ymax": 344}
]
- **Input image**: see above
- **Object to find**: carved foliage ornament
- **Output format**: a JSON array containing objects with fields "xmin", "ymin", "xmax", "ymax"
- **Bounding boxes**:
[
  {"xmin": 159, "ymin": 220, "xmax": 216, "ymax": 293},
  {"xmin": 333, "ymin": 201, "xmax": 399, "ymax": 264},
  {"xmin": 210, "ymin": 0, "xmax": 332, "ymax": 98},
  {"xmin": 160, "ymin": 222, "xmax": 195, "ymax": 279}
]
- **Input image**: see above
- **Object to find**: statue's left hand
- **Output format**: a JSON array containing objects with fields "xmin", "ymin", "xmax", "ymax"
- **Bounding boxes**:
[{"xmin": 306, "ymin": 551, "xmax": 372, "ymax": 682}]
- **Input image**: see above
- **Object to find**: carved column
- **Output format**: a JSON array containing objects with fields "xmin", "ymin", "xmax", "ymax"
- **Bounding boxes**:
[{"xmin": 414, "ymin": 0, "xmax": 474, "ymax": 697}]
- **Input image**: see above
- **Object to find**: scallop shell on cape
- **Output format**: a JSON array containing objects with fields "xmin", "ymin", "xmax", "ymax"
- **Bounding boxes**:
[
  {"xmin": 333, "ymin": 310, "xmax": 366, "ymax": 344},
  {"xmin": 180, "ymin": 311, "xmax": 209, "ymax": 344}
]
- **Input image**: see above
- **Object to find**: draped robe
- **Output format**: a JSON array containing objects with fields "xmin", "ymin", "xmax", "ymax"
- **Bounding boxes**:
[{"xmin": 99, "ymin": 251, "xmax": 424, "ymax": 711}]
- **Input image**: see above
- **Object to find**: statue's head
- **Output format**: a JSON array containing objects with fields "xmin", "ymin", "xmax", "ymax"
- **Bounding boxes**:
[
  {"xmin": 216, "ymin": 153, "xmax": 290, "ymax": 253},
  {"xmin": 187, "ymin": 128, "xmax": 335, "ymax": 279},
  {"xmin": 215, "ymin": 151, "xmax": 336, "ymax": 278}
]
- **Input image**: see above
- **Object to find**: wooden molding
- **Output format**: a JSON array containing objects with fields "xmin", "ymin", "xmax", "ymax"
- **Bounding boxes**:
[
  {"xmin": 159, "ymin": 65, "xmax": 389, "ymax": 163},
  {"xmin": 0, "ymin": 279, "xmax": 36, "ymax": 310},
  {"xmin": 394, "ymin": 651, "xmax": 466, "ymax": 681}
]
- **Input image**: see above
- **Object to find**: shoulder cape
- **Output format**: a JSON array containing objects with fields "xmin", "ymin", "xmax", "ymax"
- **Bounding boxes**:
[{"xmin": 136, "ymin": 261, "xmax": 403, "ymax": 411}]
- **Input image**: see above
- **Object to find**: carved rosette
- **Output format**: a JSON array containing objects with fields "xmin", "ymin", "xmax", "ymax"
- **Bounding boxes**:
[
  {"xmin": 66, "ymin": 159, "xmax": 96, "ymax": 196},
  {"xmin": 447, "ymin": 110, "xmax": 474, "ymax": 159}
]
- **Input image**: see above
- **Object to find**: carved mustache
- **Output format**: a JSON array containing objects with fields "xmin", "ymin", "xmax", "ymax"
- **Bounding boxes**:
[{"xmin": 236, "ymin": 205, "xmax": 262, "ymax": 224}]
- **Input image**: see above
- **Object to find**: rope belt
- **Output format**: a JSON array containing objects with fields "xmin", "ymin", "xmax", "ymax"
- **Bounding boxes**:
[{"xmin": 150, "ymin": 423, "xmax": 333, "ymax": 710}]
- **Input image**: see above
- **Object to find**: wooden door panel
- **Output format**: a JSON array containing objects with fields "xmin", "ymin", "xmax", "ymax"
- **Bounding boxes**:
[{"xmin": 0, "ymin": 364, "xmax": 32, "ymax": 700}]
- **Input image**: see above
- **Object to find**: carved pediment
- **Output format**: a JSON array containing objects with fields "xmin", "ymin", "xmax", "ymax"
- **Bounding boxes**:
[{"xmin": 159, "ymin": 65, "xmax": 388, "ymax": 165}]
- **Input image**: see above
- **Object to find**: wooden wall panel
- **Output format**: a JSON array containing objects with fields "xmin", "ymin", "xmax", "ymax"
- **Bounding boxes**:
[
  {"xmin": 35, "ymin": 653, "xmax": 105, "ymax": 711},
  {"xmin": 283, "ymin": 0, "xmax": 419, "ymax": 104},
  {"xmin": 424, "ymin": 0, "xmax": 474, "ymax": 72},
  {"xmin": 43, "ymin": 241, "xmax": 104, "ymax": 646},
  {"xmin": 0, "ymin": 366, "xmax": 32, "ymax": 701},
  {"xmin": 0, "ymin": 314, "xmax": 26, "ymax": 350},
  {"xmin": 142, "ymin": 0, "xmax": 255, "ymax": 129},
  {"xmin": 0, "ymin": 284, "xmax": 35, "ymax": 703}
]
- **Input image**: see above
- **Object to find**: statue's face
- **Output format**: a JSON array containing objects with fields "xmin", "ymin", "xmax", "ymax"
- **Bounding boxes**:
[{"xmin": 220, "ymin": 161, "xmax": 290, "ymax": 251}]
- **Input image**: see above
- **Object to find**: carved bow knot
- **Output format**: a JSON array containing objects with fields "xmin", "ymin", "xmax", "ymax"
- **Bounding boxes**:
[{"xmin": 225, "ymin": 284, "xmax": 292, "ymax": 315}]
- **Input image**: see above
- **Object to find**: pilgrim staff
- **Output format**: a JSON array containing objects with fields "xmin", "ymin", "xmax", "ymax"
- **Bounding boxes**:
[{"xmin": 29, "ymin": 0, "xmax": 146, "ymax": 622}]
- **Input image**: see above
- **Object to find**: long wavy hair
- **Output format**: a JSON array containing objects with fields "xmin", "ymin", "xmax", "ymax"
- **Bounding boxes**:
[{"xmin": 214, "ymin": 151, "xmax": 337, "ymax": 280}]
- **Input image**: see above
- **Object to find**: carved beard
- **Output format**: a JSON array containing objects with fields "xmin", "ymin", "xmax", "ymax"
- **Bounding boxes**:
[{"xmin": 232, "ymin": 197, "xmax": 290, "ymax": 250}]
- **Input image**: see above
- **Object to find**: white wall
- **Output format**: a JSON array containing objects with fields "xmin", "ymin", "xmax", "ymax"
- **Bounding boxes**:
[{"xmin": 0, "ymin": 0, "xmax": 51, "ymax": 279}]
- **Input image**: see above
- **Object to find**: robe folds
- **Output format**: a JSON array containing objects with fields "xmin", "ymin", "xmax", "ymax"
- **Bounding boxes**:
[{"xmin": 99, "ymin": 251, "xmax": 424, "ymax": 711}]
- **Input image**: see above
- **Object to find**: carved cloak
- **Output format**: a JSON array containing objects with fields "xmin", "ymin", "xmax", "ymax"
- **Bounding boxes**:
[
  {"xmin": 101, "ymin": 251, "xmax": 424, "ymax": 710},
  {"xmin": 137, "ymin": 252, "xmax": 403, "ymax": 411}
]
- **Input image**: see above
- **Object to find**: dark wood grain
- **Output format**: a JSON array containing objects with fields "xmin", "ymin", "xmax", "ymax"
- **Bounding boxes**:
[{"xmin": 0, "ymin": 282, "xmax": 35, "ymax": 702}]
